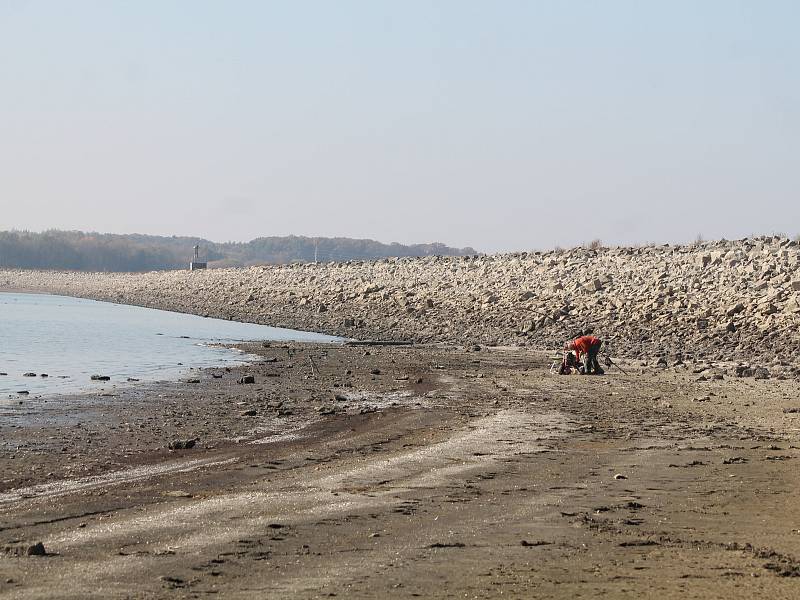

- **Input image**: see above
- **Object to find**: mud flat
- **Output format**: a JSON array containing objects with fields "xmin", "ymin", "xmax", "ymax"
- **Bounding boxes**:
[
  {"xmin": 2, "ymin": 236, "xmax": 799, "ymax": 372},
  {"xmin": 1, "ymin": 342, "xmax": 800, "ymax": 598}
]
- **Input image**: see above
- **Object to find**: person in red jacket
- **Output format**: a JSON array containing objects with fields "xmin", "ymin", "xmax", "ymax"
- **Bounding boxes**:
[{"xmin": 564, "ymin": 335, "xmax": 604, "ymax": 375}]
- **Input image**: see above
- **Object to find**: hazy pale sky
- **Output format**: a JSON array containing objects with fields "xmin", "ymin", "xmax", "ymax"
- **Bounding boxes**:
[{"xmin": 1, "ymin": 1, "xmax": 798, "ymax": 252}]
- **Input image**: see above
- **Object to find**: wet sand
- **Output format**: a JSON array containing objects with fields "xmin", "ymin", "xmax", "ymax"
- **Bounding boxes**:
[{"xmin": 1, "ymin": 343, "xmax": 799, "ymax": 598}]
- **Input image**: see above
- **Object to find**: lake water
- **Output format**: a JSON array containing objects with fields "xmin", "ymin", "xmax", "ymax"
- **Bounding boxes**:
[{"xmin": 0, "ymin": 292, "xmax": 341, "ymax": 397}]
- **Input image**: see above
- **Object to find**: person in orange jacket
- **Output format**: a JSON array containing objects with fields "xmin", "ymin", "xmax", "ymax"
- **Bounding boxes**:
[{"xmin": 564, "ymin": 335, "xmax": 604, "ymax": 375}]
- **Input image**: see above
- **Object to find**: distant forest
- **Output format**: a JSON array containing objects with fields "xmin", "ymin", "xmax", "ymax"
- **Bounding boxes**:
[{"xmin": 0, "ymin": 230, "xmax": 478, "ymax": 272}]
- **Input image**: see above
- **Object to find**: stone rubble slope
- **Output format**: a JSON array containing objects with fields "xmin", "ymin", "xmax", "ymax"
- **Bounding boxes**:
[{"xmin": 2, "ymin": 236, "xmax": 799, "ymax": 372}]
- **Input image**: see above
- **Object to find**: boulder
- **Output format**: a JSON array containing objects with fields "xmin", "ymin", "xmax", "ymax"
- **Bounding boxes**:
[
  {"xmin": 168, "ymin": 439, "xmax": 197, "ymax": 450},
  {"xmin": 3, "ymin": 542, "xmax": 46, "ymax": 557},
  {"xmin": 726, "ymin": 303, "xmax": 745, "ymax": 317},
  {"xmin": 760, "ymin": 304, "xmax": 778, "ymax": 316},
  {"xmin": 753, "ymin": 366, "xmax": 770, "ymax": 380},
  {"xmin": 696, "ymin": 255, "xmax": 711, "ymax": 268}
]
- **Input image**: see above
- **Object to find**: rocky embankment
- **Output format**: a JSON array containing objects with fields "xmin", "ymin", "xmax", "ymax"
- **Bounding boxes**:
[{"xmin": 2, "ymin": 236, "xmax": 799, "ymax": 372}]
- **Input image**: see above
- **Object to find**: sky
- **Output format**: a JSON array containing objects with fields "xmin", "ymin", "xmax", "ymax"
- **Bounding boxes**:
[{"xmin": 0, "ymin": 1, "xmax": 798, "ymax": 253}]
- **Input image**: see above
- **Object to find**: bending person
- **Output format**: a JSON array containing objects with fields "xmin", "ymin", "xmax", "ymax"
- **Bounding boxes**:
[{"xmin": 564, "ymin": 335, "xmax": 604, "ymax": 375}]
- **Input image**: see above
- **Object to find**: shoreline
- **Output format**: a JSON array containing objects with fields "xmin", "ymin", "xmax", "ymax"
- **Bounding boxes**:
[
  {"xmin": 2, "ymin": 235, "xmax": 799, "ymax": 372},
  {"xmin": 0, "ymin": 291, "xmax": 344, "ymax": 400}
]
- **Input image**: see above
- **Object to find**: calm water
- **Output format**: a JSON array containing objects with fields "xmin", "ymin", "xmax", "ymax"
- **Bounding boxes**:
[{"xmin": 0, "ymin": 292, "xmax": 341, "ymax": 397}]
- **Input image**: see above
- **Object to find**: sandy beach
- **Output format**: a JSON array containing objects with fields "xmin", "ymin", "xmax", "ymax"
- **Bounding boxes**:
[
  {"xmin": 2, "ymin": 240, "xmax": 800, "ymax": 597},
  {"xmin": 1, "ymin": 338, "xmax": 799, "ymax": 598}
]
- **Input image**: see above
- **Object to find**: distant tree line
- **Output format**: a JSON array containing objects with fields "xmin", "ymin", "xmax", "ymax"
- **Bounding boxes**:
[{"xmin": 0, "ymin": 230, "xmax": 477, "ymax": 272}]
